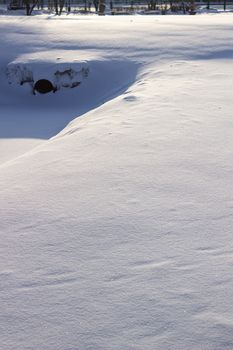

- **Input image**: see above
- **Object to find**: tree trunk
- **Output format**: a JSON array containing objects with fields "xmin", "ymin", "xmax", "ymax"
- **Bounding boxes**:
[{"xmin": 98, "ymin": 0, "xmax": 105, "ymax": 14}]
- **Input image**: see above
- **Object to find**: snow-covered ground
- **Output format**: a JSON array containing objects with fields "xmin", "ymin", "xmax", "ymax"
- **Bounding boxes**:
[{"xmin": 0, "ymin": 13, "xmax": 233, "ymax": 350}]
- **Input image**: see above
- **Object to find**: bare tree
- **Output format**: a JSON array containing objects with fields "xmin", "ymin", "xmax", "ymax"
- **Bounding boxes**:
[
  {"xmin": 98, "ymin": 0, "xmax": 105, "ymax": 14},
  {"xmin": 23, "ymin": 0, "xmax": 39, "ymax": 15},
  {"xmin": 54, "ymin": 0, "xmax": 65, "ymax": 15},
  {"xmin": 223, "ymin": 0, "xmax": 226, "ymax": 10},
  {"xmin": 93, "ymin": 0, "xmax": 99, "ymax": 12}
]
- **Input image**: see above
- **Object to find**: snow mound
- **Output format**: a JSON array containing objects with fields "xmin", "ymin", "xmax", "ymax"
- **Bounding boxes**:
[
  {"xmin": 1, "ymin": 15, "xmax": 233, "ymax": 350},
  {"xmin": 6, "ymin": 55, "xmax": 89, "ymax": 93}
]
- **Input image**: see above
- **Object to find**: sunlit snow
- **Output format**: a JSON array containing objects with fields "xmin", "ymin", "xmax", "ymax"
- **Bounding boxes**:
[{"xmin": 0, "ymin": 12, "xmax": 233, "ymax": 350}]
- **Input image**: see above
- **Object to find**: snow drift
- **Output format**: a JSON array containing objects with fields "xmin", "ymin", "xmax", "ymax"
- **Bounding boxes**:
[{"xmin": 0, "ymin": 13, "xmax": 233, "ymax": 350}]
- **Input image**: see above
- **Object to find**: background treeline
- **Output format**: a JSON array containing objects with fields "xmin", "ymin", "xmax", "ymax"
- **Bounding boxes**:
[{"xmin": 2, "ymin": 0, "xmax": 232, "ymax": 15}]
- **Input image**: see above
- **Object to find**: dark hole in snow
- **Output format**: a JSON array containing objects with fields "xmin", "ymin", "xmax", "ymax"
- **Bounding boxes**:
[{"xmin": 34, "ymin": 79, "xmax": 55, "ymax": 94}]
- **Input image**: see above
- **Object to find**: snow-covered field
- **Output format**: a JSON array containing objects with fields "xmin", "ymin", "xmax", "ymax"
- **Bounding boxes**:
[{"xmin": 0, "ymin": 13, "xmax": 233, "ymax": 350}]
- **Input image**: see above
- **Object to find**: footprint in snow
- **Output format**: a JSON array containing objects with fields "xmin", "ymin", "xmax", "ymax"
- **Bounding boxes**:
[{"xmin": 123, "ymin": 95, "xmax": 137, "ymax": 102}]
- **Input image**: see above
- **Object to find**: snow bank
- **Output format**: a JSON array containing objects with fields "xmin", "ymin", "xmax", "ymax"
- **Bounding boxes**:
[
  {"xmin": 6, "ymin": 55, "xmax": 89, "ymax": 92},
  {"xmin": 0, "ymin": 13, "xmax": 233, "ymax": 350}
]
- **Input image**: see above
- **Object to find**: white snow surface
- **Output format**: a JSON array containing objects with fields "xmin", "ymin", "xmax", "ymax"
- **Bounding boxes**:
[{"xmin": 0, "ymin": 13, "xmax": 233, "ymax": 350}]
